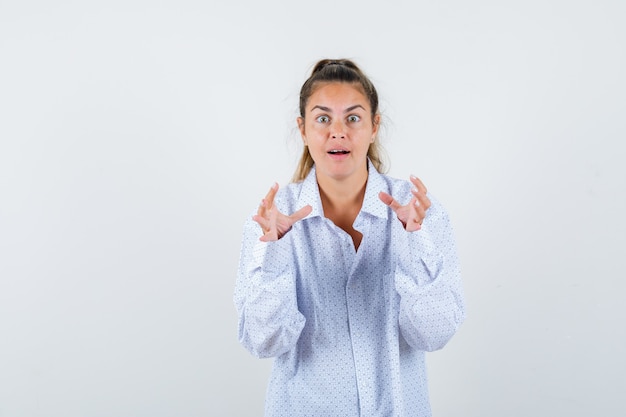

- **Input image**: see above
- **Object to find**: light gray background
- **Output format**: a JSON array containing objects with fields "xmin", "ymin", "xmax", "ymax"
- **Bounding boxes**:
[{"xmin": 1, "ymin": 1, "xmax": 624, "ymax": 416}]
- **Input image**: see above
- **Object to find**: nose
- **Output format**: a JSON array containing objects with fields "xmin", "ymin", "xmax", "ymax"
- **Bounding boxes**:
[{"xmin": 330, "ymin": 120, "xmax": 346, "ymax": 139}]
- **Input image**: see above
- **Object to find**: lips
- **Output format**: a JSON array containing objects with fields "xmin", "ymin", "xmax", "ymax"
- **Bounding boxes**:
[{"xmin": 328, "ymin": 149, "xmax": 350, "ymax": 154}]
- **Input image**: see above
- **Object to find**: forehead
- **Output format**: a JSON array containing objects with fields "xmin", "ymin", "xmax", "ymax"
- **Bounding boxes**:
[{"xmin": 307, "ymin": 82, "xmax": 369, "ymax": 109}]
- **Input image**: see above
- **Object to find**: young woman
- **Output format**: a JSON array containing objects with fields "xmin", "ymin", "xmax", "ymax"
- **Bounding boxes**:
[{"xmin": 235, "ymin": 59, "xmax": 466, "ymax": 416}]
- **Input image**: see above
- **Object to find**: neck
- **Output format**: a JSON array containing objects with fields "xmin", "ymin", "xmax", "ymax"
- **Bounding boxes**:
[
  {"xmin": 316, "ymin": 166, "xmax": 368, "ymax": 210},
  {"xmin": 316, "ymin": 163, "xmax": 368, "ymax": 251}
]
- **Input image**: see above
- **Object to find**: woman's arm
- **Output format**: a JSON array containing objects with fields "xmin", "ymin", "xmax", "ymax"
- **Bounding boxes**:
[
  {"xmin": 234, "ymin": 218, "xmax": 306, "ymax": 358},
  {"xmin": 234, "ymin": 184, "xmax": 310, "ymax": 358},
  {"xmin": 394, "ymin": 200, "xmax": 466, "ymax": 351}
]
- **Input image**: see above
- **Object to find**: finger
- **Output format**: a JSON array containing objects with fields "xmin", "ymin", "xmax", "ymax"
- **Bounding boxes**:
[
  {"xmin": 259, "ymin": 206, "xmax": 279, "ymax": 241},
  {"xmin": 406, "ymin": 221, "xmax": 421, "ymax": 232},
  {"xmin": 378, "ymin": 191, "xmax": 402, "ymax": 212},
  {"xmin": 257, "ymin": 183, "xmax": 278, "ymax": 215},
  {"xmin": 259, "ymin": 231, "xmax": 278, "ymax": 242},
  {"xmin": 290, "ymin": 205, "xmax": 313, "ymax": 223},
  {"xmin": 268, "ymin": 205, "xmax": 277, "ymax": 235},
  {"xmin": 252, "ymin": 214, "xmax": 270, "ymax": 232},
  {"xmin": 409, "ymin": 191, "xmax": 428, "ymax": 219},
  {"xmin": 413, "ymin": 199, "xmax": 426, "ymax": 225},
  {"xmin": 264, "ymin": 182, "xmax": 279, "ymax": 208},
  {"xmin": 405, "ymin": 197, "xmax": 422, "ymax": 232},
  {"xmin": 416, "ymin": 193, "xmax": 431, "ymax": 211},
  {"xmin": 410, "ymin": 184, "xmax": 431, "ymax": 211},
  {"xmin": 410, "ymin": 175, "xmax": 428, "ymax": 195},
  {"xmin": 257, "ymin": 198, "xmax": 268, "ymax": 217}
]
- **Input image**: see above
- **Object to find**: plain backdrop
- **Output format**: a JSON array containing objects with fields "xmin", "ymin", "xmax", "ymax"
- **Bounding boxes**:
[{"xmin": 1, "ymin": 1, "xmax": 625, "ymax": 416}]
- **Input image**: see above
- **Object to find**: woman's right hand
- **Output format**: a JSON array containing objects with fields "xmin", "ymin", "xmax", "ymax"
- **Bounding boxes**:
[{"xmin": 252, "ymin": 183, "xmax": 312, "ymax": 242}]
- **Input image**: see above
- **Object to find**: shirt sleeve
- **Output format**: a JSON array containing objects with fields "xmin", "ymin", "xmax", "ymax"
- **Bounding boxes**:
[
  {"xmin": 394, "ymin": 196, "xmax": 466, "ymax": 352},
  {"xmin": 234, "ymin": 217, "xmax": 306, "ymax": 358}
]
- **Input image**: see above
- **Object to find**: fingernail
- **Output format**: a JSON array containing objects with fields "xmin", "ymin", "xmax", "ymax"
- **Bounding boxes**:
[
  {"xmin": 415, "ymin": 200, "xmax": 420, "ymax": 207},
  {"xmin": 412, "ymin": 187, "xmax": 419, "ymax": 194}
]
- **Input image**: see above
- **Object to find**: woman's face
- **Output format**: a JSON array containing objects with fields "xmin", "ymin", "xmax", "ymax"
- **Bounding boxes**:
[{"xmin": 298, "ymin": 82, "xmax": 379, "ymax": 183}]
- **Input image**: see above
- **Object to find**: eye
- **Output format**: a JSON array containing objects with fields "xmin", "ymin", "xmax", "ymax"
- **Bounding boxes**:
[
  {"xmin": 316, "ymin": 115, "xmax": 330, "ymax": 123},
  {"xmin": 347, "ymin": 115, "xmax": 361, "ymax": 123}
]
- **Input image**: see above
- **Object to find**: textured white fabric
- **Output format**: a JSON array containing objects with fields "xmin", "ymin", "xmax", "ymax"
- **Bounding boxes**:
[{"xmin": 235, "ymin": 162, "xmax": 466, "ymax": 416}]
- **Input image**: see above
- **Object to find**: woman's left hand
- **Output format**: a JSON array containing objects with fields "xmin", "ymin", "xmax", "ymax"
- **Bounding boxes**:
[{"xmin": 378, "ymin": 175, "xmax": 431, "ymax": 232}]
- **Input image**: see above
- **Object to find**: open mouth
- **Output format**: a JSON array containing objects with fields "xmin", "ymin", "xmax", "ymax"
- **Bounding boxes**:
[{"xmin": 328, "ymin": 150, "xmax": 350, "ymax": 155}]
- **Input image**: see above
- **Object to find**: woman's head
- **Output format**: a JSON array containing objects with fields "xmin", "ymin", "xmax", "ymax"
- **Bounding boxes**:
[
  {"xmin": 299, "ymin": 59, "xmax": 379, "ymax": 122},
  {"xmin": 292, "ymin": 59, "xmax": 386, "ymax": 182}
]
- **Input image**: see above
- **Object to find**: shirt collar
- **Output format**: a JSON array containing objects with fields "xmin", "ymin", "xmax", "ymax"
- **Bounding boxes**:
[
  {"xmin": 298, "ymin": 166, "xmax": 324, "ymax": 218},
  {"xmin": 361, "ymin": 159, "xmax": 389, "ymax": 219},
  {"xmin": 297, "ymin": 159, "xmax": 389, "ymax": 220}
]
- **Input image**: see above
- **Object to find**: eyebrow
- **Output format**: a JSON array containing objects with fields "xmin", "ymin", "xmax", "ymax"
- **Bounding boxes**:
[{"xmin": 310, "ymin": 104, "xmax": 366, "ymax": 113}]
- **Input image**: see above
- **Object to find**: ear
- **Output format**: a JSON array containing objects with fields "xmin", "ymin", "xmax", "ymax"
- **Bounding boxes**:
[
  {"xmin": 297, "ymin": 117, "xmax": 307, "ymax": 144},
  {"xmin": 372, "ymin": 114, "xmax": 381, "ymax": 141}
]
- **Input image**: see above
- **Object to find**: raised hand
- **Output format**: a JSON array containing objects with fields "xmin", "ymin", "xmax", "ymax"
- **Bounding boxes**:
[
  {"xmin": 378, "ymin": 175, "xmax": 431, "ymax": 232},
  {"xmin": 252, "ymin": 183, "xmax": 313, "ymax": 242}
]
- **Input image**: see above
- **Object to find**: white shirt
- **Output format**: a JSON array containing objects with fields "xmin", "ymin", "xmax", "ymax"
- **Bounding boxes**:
[{"xmin": 235, "ymin": 161, "xmax": 466, "ymax": 416}]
